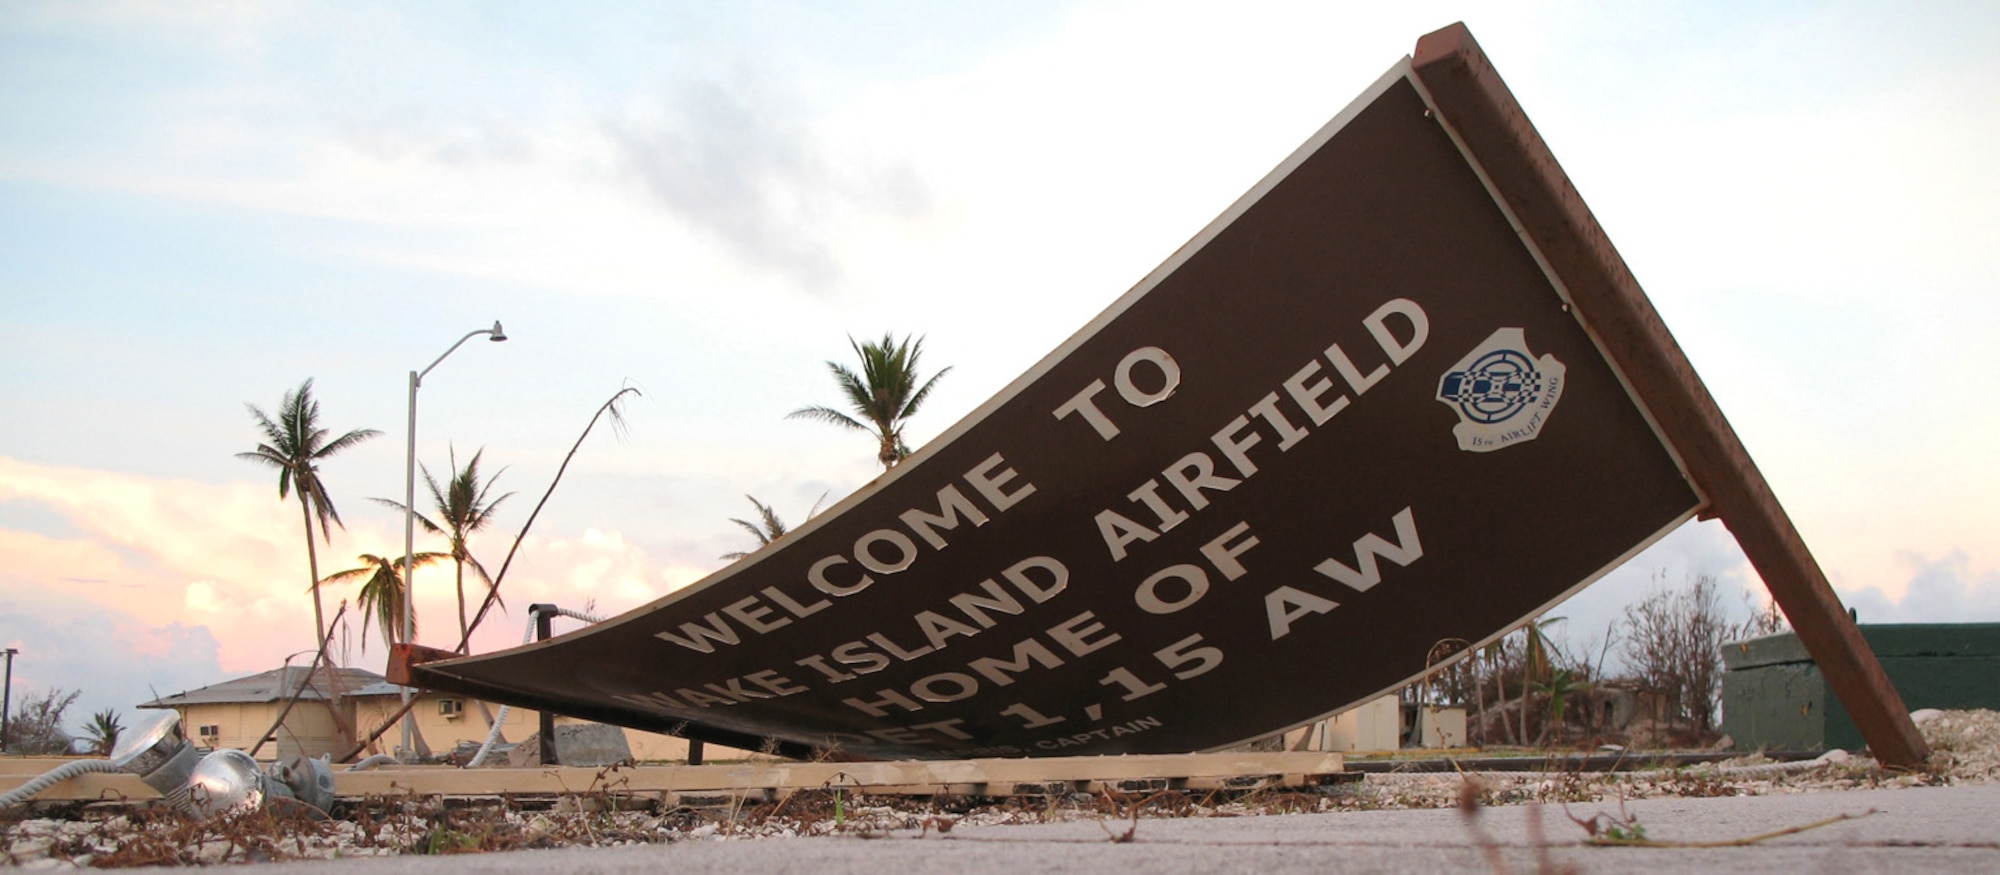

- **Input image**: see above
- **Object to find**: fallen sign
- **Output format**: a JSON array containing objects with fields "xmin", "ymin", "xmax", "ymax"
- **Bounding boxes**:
[{"xmin": 397, "ymin": 23, "xmax": 1926, "ymax": 767}]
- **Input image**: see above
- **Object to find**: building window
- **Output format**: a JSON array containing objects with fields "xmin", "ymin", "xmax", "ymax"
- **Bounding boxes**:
[
  {"xmin": 198, "ymin": 725, "xmax": 220, "ymax": 738},
  {"xmin": 438, "ymin": 699, "xmax": 463, "ymax": 717}
]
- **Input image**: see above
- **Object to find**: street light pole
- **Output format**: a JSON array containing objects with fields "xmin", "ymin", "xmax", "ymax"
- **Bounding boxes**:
[
  {"xmin": 399, "ymin": 321, "xmax": 506, "ymax": 758},
  {"xmin": 2, "ymin": 648, "xmax": 17, "ymax": 753}
]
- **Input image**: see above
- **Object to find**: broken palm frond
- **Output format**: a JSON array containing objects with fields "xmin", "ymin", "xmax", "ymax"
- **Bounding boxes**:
[
  {"xmin": 337, "ymin": 694, "xmax": 423, "ymax": 763},
  {"xmin": 249, "ymin": 602, "xmax": 350, "ymax": 760},
  {"xmin": 460, "ymin": 386, "xmax": 639, "ymax": 652},
  {"xmin": 1579, "ymin": 808, "xmax": 1878, "ymax": 848}
]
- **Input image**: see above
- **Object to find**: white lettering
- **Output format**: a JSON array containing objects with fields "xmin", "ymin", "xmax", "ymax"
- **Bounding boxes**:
[
  {"xmin": 1266, "ymin": 586, "xmax": 1340, "ymax": 640},
  {"xmin": 1313, "ymin": 506, "xmax": 1423, "ymax": 592},
  {"xmin": 1114, "ymin": 346, "xmax": 1181, "ymax": 406}
]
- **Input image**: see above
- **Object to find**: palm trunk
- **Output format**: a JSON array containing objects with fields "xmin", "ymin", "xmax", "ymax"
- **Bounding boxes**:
[
  {"xmin": 454, "ymin": 555, "xmax": 468, "ymax": 654},
  {"xmin": 299, "ymin": 493, "xmax": 326, "ymax": 654},
  {"xmin": 1473, "ymin": 649, "xmax": 1487, "ymax": 745},
  {"xmin": 1519, "ymin": 684, "xmax": 1531, "ymax": 746},
  {"xmin": 1517, "ymin": 631, "xmax": 1532, "ymax": 745}
]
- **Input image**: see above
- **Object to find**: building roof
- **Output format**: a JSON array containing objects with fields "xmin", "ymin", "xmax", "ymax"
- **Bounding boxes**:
[
  {"xmin": 140, "ymin": 665, "xmax": 388, "ymax": 708},
  {"xmin": 348, "ymin": 680, "xmax": 422, "ymax": 698}
]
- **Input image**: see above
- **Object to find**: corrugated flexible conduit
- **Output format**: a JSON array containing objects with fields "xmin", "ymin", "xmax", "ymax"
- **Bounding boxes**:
[
  {"xmin": 0, "ymin": 759, "xmax": 126, "ymax": 809},
  {"xmin": 346, "ymin": 754, "xmax": 401, "ymax": 771}
]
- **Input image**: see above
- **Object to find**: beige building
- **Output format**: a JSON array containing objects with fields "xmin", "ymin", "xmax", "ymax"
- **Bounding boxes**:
[
  {"xmin": 344, "ymin": 682, "xmax": 743, "ymax": 762},
  {"xmin": 1279, "ymin": 695, "xmax": 1470, "ymax": 753},
  {"xmin": 140, "ymin": 665, "xmax": 380, "ymax": 761},
  {"xmin": 144, "ymin": 666, "xmax": 754, "ymax": 763}
]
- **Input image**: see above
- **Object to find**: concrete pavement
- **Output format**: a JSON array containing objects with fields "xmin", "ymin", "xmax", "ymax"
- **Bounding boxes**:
[{"xmin": 233, "ymin": 782, "xmax": 2000, "ymax": 874}]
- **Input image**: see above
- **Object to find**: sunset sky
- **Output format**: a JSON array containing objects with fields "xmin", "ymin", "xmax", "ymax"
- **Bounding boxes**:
[{"xmin": 3, "ymin": 0, "xmax": 1996, "ymax": 733}]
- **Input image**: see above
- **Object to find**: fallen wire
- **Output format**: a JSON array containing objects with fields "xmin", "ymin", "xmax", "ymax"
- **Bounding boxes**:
[{"xmin": 1584, "ymin": 809, "xmax": 1878, "ymax": 848}]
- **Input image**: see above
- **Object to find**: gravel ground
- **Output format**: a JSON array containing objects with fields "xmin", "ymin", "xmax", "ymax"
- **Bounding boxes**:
[{"xmin": 4, "ymin": 709, "xmax": 1994, "ymax": 868}]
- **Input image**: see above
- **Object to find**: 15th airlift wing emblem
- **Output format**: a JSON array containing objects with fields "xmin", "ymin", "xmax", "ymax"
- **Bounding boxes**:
[{"xmin": 1436, "ymin": 327, "xmax": 1566, "ymax": 453}]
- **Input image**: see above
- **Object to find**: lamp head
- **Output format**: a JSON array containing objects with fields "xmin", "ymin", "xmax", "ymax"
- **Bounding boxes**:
[
  {"xmin": 489, "ymin": 321, "xmax": 507, "ymax": 342},
  {"xmin": 184, "ymin": 749, "xmax": 275, "ymax": 819},
  {"xmin": 110, "ymin": 710, "xmax": 201, "ymax": 802}
]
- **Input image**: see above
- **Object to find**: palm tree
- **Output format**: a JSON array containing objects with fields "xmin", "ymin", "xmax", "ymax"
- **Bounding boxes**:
[
  {"xmin": 1475, "ymin": 639, "xmax": 1506, "ymax": 744},
  {"xmin": 321, "ymin": 553, "xmax": 445, "ymax": 652},
  {"xmin": 376, "ymin": 446, "xmax": 513, "ymax": 649},
  {"xmin": 238, "ymin": 379, "xmax": 382, "ymax": 652},
  {"xmin": 787, "ymin": 333, "xmax": 951, "ymax": 470},
  {"xmin": 84, "ymin": 708, "xmax": 123, "ymax": 756},
  {"xmin": 1517, "ymin": 615, "xmax": 1565, "ymax": 745},
  {"xmin": 720, "ymin": 492, "xmax": 826, "ymax": 560},
  {"xmin": 1530, "ymin": 668, "xmax": 1594, "ymax": 746}
]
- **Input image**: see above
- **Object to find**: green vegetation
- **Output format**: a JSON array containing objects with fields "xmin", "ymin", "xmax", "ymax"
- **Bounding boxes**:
[
  {"xmin": 720, "ymin": 493, "xmax": 825, "ymax": 561},
  {"xmin": 83, "ymin": 708, "xmax": 123, "ymax": 756},
  {"xmin": 321, "ymin": 552, "xmax": 446, "ymax": 651},
  {"xmin": 1419, "ymin": 572, "xmax": 1790, "ymax": 749},
  {"xmin": 376, "ymin": 446, "xmax": 513, "ymax": 650},
  {"xmin": 237, "ymin": 379, "xmax": 382, "ymax": 653},
  {"xmin": 787, "ymin": 333, "xmax": 951, "ymax": 470},
  {"xmin": 1, "ymin": 688, "xmax": 79, "ymax": 754}
]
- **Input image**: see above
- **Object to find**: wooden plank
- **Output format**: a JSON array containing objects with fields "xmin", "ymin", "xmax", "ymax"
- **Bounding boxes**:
[
  {"xmin": 0, "ymin": 760, "xmax": 155, "ymax": 801},
  {"xmin": 1, "ymin": 752, "xmax": 1340, "ymax": 802},
  {"xmin": 1410, "ymin": 23, "xmax": 1927, "ymax": 767},
  {"xmin": 331, "ymin": 752, "xmax": 1344, "ymax": 798}
]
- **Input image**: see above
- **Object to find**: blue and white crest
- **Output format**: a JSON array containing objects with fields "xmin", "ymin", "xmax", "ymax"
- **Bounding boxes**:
[{"xmin": 1436, "ymin": 327, "xmax": 1565, "ymax": 453}]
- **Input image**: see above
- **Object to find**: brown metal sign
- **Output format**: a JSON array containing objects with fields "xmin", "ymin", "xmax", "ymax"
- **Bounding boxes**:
[{"xmin": 403, "ymin": 51, "xmax": 1709, "ymax": 760}]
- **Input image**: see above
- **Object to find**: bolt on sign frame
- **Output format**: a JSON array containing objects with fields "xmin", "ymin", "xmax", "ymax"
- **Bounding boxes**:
[{"xmin": 395, "ymin": 23, "xmax": 1926, "ymax": 768}]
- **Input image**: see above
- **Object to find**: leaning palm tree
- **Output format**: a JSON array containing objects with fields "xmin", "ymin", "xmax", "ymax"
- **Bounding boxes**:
[
  {"xmin": 321, "ymin": 553, "xmax": 445, "ymax": 652},
  {"xmin": 720, "ymin": 492, "xmax": 827, "ymax": 560},
  {"xmin": 787, "ymin": 333, "xmax": 951, "ymax": 470},
  {"xmin": 238, "ymin": 380, "xmax": 382, "ymax": 651},
  {"xmin": 376, "ymin": 446, "xmax": 513, "ymax": 649}
]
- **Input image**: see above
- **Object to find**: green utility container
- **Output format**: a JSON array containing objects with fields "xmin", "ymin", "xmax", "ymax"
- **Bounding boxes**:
[{"xmin": 1721, "ymin": 624, "xmax": 2000, "ymax": 752}]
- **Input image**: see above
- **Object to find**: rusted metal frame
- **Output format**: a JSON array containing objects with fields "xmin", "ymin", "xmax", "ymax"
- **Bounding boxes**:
[{"xmin": 1410, "ymin": 23, "xmax": 1926, "ymax": 767}]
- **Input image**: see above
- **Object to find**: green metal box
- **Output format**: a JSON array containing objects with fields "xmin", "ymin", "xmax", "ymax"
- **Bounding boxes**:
[{"xmin": 1721, "ymin": 624, "xmax": 2000, "ymax": 752}]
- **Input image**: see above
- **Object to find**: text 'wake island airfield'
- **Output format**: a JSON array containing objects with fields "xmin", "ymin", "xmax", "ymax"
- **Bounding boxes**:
[{"xmin": 396, "ymin": 24, "xmax": 1926, "ymax": 767}]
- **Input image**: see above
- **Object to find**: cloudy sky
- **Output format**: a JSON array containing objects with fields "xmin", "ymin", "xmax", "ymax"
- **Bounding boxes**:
[{"xmin": 3, "ymin": 0, "xmax": 1996, "ymax": 732}]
